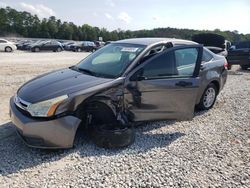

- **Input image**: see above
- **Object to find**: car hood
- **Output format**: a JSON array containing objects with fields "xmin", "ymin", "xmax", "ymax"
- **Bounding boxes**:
[{"xmin": 17, "ymin": 68, "xmax": 114, "ymax": 103}]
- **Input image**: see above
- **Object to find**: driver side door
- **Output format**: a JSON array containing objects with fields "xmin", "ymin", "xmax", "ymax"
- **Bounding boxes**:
[{"xmin": 124, "ymin": 45, "xmax": 203, "ymax": 121}]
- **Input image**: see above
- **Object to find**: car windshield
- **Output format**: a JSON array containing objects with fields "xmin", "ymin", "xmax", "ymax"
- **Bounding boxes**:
[{"xmin": 74, "ymin": 43, "xmax": 145, "ymax": 78}]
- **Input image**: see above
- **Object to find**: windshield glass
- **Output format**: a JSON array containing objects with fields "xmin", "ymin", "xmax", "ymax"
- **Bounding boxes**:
[{"xmin": 75, "ymin": 43, "xmax": 145, "ymax": 78}]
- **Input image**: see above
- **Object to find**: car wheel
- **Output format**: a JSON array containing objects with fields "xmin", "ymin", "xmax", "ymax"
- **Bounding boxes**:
[
  {"xmin": 197, "ymin": 83, "xmax": 218, "ymax": 111},
  {"xmin": 92, "ymin": 124, "xmax": 135, "ymax": 149},
  {"xmin": 77, "ymin": 48, "xmax": 81, "ymax": 52},
  {"xmin": 241, "ymin": 65, "xmax": 248, "ymax": 70},
  {"xmin": 57, "ymin": 47, "xmax": 62, "ymax": 52},
  {"xmin": 92, "ymin": 49, "xmax": 96, "ymax": 52},
  {"xmin": 86, "ymin": 102, "xmax": 135, "ymax": 149},
  {"xmin": 34, "ymin": 47, "xmax": 40, "ymax": 52},
  {"xmin": 5, "ymin": 46, "xmax": 12, "ymax": 52}
]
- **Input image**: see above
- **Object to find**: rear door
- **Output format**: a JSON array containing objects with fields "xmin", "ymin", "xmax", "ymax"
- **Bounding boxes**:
[{"xmin": 124, "ymin": 45, "xmax": 203, "ymax": 121}]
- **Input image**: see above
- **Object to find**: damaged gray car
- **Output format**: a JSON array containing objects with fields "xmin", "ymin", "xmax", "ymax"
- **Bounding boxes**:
[{"xmin": 10, "ymin": 38, "xmax": 228, "ymax": 149}]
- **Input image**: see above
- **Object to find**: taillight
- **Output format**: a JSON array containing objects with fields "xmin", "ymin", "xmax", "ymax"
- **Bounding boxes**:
[{"xmin": 224, "ymin": 60, "xmax": 228, "ymax": 69}]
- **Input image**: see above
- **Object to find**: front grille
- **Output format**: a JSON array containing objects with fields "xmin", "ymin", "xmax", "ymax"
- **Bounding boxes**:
[
  {"xmin": 19, "ymin": 101, "xmax": 28, "ymax": 108},
  {"xmin": 16, "ymin": 105, "xmax": 32, "ymax": 116},
  {"xmin": 14, "ymin": 95, "xmax": 32, "ymax": 116}
]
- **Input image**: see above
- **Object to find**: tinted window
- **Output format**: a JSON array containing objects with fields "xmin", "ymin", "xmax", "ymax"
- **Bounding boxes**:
[
  {"xmin": 0, "ymin": 40, "xmax": 7, "ymax": 43},
  {"xmin": 51, "ymin": 41, "xmax": 59, "ymax": 45},
  {"xmin": 44, "ymin": 41, "xmax": 51, "ymax": 46},
  {"xmin": 202, "ymin": 48, "xmax": 213, "ymax": 62},
  {"xmin": 143, "ymin": 52, "xmax": 176, "ymax": 78},
  {"xmin": 142, "ymin": 47, "xmax": 199, "ymax": 78}
]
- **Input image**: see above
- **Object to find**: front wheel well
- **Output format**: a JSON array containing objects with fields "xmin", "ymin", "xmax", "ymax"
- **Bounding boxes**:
[{"xmin": 77, "ymin": 101, "xmax": 117, "ymax": 128}]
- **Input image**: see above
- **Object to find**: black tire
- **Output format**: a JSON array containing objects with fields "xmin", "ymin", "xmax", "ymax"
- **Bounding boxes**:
[
  {"xmin": 76, "ymin": 48, "xmax": 81, "ymax": 52},
  {"xmin": 56, "ymin": 47, "xmax": 62, "ymax": 52},
  {"xmin": 87, "ymin": 102, "xmax": 135, "ymax": 149},
  {"xmin": 241, "ymin": 65, "xmax": 249, "ymax": 70},
  {"xmin": 197, "ymin": 83, "xmax": 218, "ymax": 111},
  {"xmin": 92, "ymin": 124, "xmax": 135, "ymax": 149},
  {"xmin": 5, "ymin": 46, "xmax": 12, "ymax": 52},
  {"xmin": 34, "ymin": 47, "xmax": 40, "ymax": 52}
]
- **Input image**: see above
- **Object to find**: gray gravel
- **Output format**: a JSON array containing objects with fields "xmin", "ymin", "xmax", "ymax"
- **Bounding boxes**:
[{"xmin": 0, "ymin": 52, "xmax": 249, "ymax": 187}]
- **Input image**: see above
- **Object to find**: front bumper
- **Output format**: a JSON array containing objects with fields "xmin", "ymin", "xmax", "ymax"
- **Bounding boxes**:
[{"xmin": 9, "ymin": 97, "xmax": 81, "ymax": 149}]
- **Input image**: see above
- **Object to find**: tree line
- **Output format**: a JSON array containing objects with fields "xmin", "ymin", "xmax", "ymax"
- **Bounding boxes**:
[{"xmin": 0, "ymin": 6, "xmax": 249, "ymax": 42}]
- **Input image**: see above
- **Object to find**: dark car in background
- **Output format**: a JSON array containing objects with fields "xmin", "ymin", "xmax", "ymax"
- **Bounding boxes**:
[
  {"xmin": 72, "ymin": 41, "xmax": 97, "ymax": 52},
  {"xmin": 30, "ymin": 40, "xmax": 63, "ymax": 52},
  {"xmin": 16, "ymin": 40, "xmax": 36, "ymax": 50},
  {"xmin": 227, "ymin": 41, "xmax": 250, "ymax": 70},
  {"xmin": 95, "ymin": 41, "xmax": 105, "ymax": 49},
  {"xmin": 192, "ymin": 33, "xmax": 231, "ymax": 57},
  {"xmin": 10, "ymin": 38, "xmax": 228, "ymax": 149},
  {"xmin": 61, "ymin": 41, "xmax": 75, "ymax": 50}
]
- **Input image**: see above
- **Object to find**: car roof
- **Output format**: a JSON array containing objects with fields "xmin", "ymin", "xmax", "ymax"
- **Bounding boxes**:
[{"xmin": 114, "ymin": 38, "xmax": 198, "ymax": 46}]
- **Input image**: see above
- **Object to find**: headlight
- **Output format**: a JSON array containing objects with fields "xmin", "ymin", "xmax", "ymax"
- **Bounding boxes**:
[{"xmin": 27, "ymin": 95, "xmax": 68, "ymax": 117}]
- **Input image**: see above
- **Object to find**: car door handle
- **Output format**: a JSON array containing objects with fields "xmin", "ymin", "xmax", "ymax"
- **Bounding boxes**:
[{"xmin": 175, "ymin": 81, "xmax": 193, "ymax": 87}]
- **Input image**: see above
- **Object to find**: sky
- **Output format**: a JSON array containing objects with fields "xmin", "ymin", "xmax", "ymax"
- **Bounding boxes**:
[{"xmin": 0, "ymin": 0, "xmax": 249, "ymax": 34}]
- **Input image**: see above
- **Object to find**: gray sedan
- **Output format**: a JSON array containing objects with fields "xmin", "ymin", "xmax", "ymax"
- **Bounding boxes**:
[{"xmin": 10, "ymin": 38, "xmax": 228, "ymax": 149}]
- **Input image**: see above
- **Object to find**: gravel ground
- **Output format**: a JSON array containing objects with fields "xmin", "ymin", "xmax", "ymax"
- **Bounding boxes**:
[{"xmin": 0, "ymin": 51, "xmax": 249, "ymax": 187}]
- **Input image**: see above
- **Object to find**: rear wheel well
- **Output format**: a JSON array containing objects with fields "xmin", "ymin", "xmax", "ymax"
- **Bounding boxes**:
[{"xmin": 210, "ymin": 80, "xmax": 220, "ymax": 93}]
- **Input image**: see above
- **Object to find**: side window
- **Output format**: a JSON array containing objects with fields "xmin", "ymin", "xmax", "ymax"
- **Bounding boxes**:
[
  {"xmin": 0, "ymin": 40, "xmax": 7, "ymax": 43},
  {"xmin": 175, "ymin": 48, "xmax": 198, "ymax": 77},
  {"xmin": 44, "ymin": 42, "xmax": 51, "ymax": 46},
  {"xmin": 143, "ymin": 52, "xmax": 176, "ymax": 78},
  {"xmin": 141, "ymin": 47, "xmax": 199, "ymax": 79},
  {"xmin": 202, "ymin": 48, "xmax": 213, "ymax": 62}
]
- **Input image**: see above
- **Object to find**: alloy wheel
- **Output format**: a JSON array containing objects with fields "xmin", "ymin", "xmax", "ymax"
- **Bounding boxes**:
[{"xmin": 203, "ymin": 87, "xmax": 216, "ymax": 108}]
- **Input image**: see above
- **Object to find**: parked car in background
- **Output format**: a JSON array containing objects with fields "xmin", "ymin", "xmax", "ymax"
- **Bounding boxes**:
[
  {"xmin": 192, "ymin": 33, "xmax": 231, "ymax": 57},
  {"xmin": 94, "ymin": 41, "xmax": 105, "ymax": 49},
  {"xmin": 72, "ymin": 41, "xmax": 97, "ymax": 52},
  {"xmin": 105, "ymin": 41, "xmax": 114, "ymax": 45},
  {"xmin": 17, "ymin": 40, "xmax": 36, "ymax": 50},
  {"xmin": 227, "ymin": 41, "xmax": 250, "ymax": 70},
  {"xmin": 0, "ymin": 38, "xmax": 17, "ymax": 52},
  {"xmin": 10, "ymin": 38, "xmax": 228, "ymax": 149},
  {"xmin": 63, "ymin": 41, "xmax": 77, "ymax": 51},
  {"xmin": 30, "ymin": 40, "xmax": 63, "ymax": 52},
  {"xmin": 61, "ymin": 41, "xmax": 75, "ymax": 49}
]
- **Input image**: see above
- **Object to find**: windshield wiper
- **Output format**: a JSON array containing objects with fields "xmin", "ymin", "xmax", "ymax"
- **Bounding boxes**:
[
  {"xmin": 69, "ymin": 66, "xmax": 95, "ymax": 76},
  {"xmin": 78, "ymin": 68, "xmax": 96, "ymax": 76}
]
